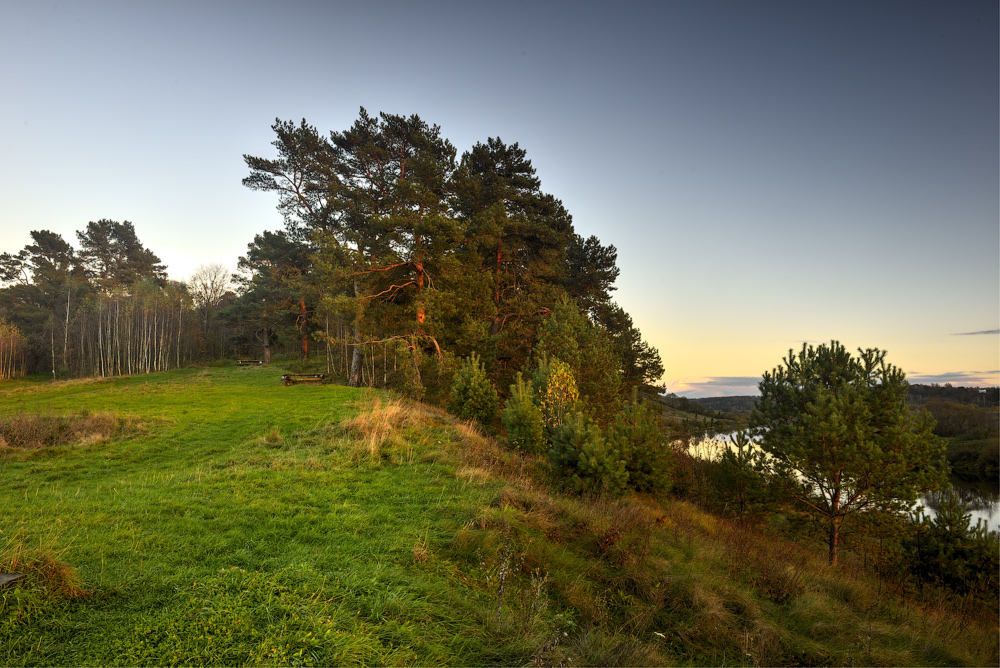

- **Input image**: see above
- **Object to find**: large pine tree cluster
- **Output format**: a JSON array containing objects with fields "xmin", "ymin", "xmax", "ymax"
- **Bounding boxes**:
[{"xmin": 238, "ymin": 109, "xmax": 664, "ymax": 410}]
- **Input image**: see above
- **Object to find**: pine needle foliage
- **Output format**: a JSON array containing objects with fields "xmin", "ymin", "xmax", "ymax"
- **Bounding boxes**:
[
  {"xmin": 449, "ymin": 352, "xmax": 499, "ymax": 428},
  {"xmin": 501, "ymin": 372, "xmax": 545, "ymax": 453},
  {"xmin": 548, "ymin": 412, "xmax": 628, "ymax": 496},
  {"xmin": 907, "ymin": 491, "xmax": 1000, "ymax": 596},
  {"xmin": 751, "ymin": 341, "xmax": 948, "ymax": 564},
  {"xmin": 607, "ymin": 388, "xmax": 672, "ymax": 493}
]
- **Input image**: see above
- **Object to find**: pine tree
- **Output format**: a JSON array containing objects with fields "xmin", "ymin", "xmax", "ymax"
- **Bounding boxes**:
[
  {"xmin": 751, "ymin": 341, "xmax": 948, "ymax": 564},
  {"xmin": 449, "ymin": 352, "xmax": 499, "ymax": 428},
  {"xmin": 607, "ymin": 389, "xmax": 672, "ymax": 493},
  {"xmin": 501, "ymin": 372, "xmax": 546, "ymax": 453}
]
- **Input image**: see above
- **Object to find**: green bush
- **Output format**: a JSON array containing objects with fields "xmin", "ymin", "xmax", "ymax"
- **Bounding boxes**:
[
  {"xmin": 906, "ymin": 491, "xmax": 1000, "ymax": 597},
  {"xmin": 713, "ymin": 430, "xmax": 773, "ymax": 518},
  {"xmin": 606, "ymin": 390, "xmax": 672, "ymax": 493},
  {"xmin": 548, "ymin": 412, "xmax": 628, "ymax": 496},
  {"xmin": 448, "ymin": 352, "xmax": 498, "ymax": 428},
  {"xmin": 532, "ymin": 356, "xmax": 580, "ymax": 435},
  {"xmin": 501, "ymin": 372, "xmax": 546, "ymax": 453}
]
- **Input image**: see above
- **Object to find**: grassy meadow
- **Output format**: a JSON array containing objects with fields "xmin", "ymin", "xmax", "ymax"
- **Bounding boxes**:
[{"xmin": 1, "ymin": 367, "xmax": 997, "ymax": 666}]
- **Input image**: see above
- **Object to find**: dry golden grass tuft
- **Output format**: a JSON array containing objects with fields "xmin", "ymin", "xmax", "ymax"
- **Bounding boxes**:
[
  {"xmin": 413, "ymin": 535, "xmax": 431, "ymax": 563},
  {"xmin": 1, "ymin": 537, "xmax": 86, "ymax": 600},
  {"xmin": 340, "ymin": 395, "xmax": 410, "ymax": 460},
  {"xmin": 254, "ymin": 426, "xmax": 284, "ymax": 447},
  {"xmin": 456, "ymin": 465, "xmax": 491, "ymax": 482}
]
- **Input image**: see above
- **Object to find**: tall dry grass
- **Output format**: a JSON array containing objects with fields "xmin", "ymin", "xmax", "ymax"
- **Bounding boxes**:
[
  {"xmin": 0, "ymin": 536, "xmax": 86, "ymax": 600},
  {"xmin": 0, "ymin": 410, "xmax": 141, "ymax": 450},
  {"xmin": 339, "ymin": 393, "xmax": 418, "ymax": 461}
]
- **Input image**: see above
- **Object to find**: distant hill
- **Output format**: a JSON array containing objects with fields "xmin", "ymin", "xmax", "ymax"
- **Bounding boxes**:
[
  {"xmin": 680, "ymin": 385, "xmax": 1000, "ymax": 414},
  {"xmin": 691, "ymin": 395, "xmax": 759, "ymax": 414},
  {"xmin": 907, "ymin": 384, "xmax": 999, "ymax": 407},
  {"xmin": 647, "ymin": 393, "xmax": 750, "ymax": 437}
]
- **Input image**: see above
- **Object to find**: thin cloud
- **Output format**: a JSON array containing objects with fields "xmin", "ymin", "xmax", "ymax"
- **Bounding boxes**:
[
  {"xmin": 952, "ymin": 329, "xmax": 999, "ymax": 336},
  {"xmin": 669, "ymin": 376, "xmax": 762, "ymax": 398},
  {"xmin": 700, "ymin": 376, "xmax": 762, "ymax": 387},
  {"xmin": 906, "ymin": 370, "xmax": 1000, "ymax": 386}
]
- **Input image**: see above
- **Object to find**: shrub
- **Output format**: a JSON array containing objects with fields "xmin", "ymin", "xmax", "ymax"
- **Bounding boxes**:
[
  {"xmin": 906, "ymin": 490, "xmax": 1000, "ymax": 597},
  {"xmin": 713, "ymin": 430, "xmax": 772, "ymax": 518},
  {"xmin": 449, "ymin": 352, "xmax": 499, "ymax": 428},
  {"xmin": 0, "ymin": 411, "xmax": 140, "ymax": 449},
  {"xmin": 532, "ymin": 356, "xmax": 580, "ymax": 435},
  {"xmin": 548, "ymin": 412, "xmax": 628, "ymax": 496},
  {"xmin": 501, "ymin": 372, "xmax": 546, "ymax": 453},
  {"xmin": 533, "ymin": 298, "xmax": 623, "ymax": 424},
  {"xmin": 606, "ymin": 389, "xmax": 672, "ymax": 493}
]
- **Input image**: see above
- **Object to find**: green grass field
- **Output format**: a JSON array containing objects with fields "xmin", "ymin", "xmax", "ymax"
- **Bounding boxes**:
[
  {"xmin": 2, "ymin": 367, "xmax": 997, "ymax": 666},
  {"xmin": 1, "ymin": 367, "xmax": 519, "ymax": 665}
]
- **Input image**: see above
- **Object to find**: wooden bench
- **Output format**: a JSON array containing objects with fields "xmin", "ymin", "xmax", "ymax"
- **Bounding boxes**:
[
  {"xmin": 281, "ymin": 373, "xmax": 327, "ymax": 386},
  {"xmin": 237, "ymin": 359, "xmax": 263, "ymax": 366}
]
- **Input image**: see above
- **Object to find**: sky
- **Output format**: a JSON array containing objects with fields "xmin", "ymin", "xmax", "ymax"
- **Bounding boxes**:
[{"xmin": 1, "ymin": 0, "xmax": 997, "ymax": 397}]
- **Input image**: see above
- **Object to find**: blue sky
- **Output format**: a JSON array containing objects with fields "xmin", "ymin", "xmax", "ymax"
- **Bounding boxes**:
[{"xmin": 1, "ymin": 0, "xmax": 997, "ymax": 396}]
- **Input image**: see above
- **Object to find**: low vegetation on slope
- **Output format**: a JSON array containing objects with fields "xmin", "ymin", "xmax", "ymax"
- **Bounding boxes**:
[{"xmin": 1, "ymin": 367, "xmax": 997, "ymax": 666}]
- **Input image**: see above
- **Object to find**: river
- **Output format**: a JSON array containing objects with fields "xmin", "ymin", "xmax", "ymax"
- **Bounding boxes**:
[{"xmin": 686, "ymin": 433, "xmax": 1000, "ymax": 532}]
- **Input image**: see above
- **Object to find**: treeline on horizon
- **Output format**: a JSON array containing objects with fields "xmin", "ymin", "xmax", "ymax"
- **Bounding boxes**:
[
  {"xmin": 693, "ymin": 384, "xmax": 1000, "ymax": 414},
  {"xmin": 0, "ymin": 109, "xmax": 664, "ymax": 416}
]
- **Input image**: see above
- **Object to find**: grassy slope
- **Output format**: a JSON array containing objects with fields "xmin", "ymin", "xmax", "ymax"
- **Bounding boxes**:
[{"xmin": 1, "ymin": 368, "xmax": 997, "ymax": 666}]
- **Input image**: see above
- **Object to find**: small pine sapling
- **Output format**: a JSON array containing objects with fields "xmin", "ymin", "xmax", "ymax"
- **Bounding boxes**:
[
  {"xmin": 607, "ymin": 388, "xmax": 672, "ymax": 493},
  {"xmin": 548, "ymin": 412, "xmax": 628, "ymax": 496},
  {"xmin": 449, "ymin": 352, "xmax": 499, "ymax": 428},
  {"xmin": 501, "ymin": 372, "xmax": 546, "ymax": 453}
]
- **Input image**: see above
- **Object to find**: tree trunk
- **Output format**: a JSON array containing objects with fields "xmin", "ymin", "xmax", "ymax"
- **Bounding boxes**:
[
  {"xmin": 50, "ymin": 310, "xmax": 56, "ymax": 380},
  {"xmin": 827, "ymin": 474, "xmax": 843, "ymax": 565},
  {"xmin": 349, "ymin": 329, "xmax": 364, "ymax": 386},
  {"xmin": 415, "ymin": 261, "xmax": 425, "ymax": 324},
  {"xmin": 828, "ymin": 515, "xmax": 840, "ymax": 565},
  {"xmin": 828, "ymin": 479, "xmax": 842, "ymax": 565},
  {"xmin": 299, "ymin": 299, "xmax": 309, "ymax": 360},
  {"xmin": 63, "ymin": 286, "xmax": 71, "ymax": 371},
  {"xmin": 349, "ymin": 280, "xmax": 364, "ymax": 387}
]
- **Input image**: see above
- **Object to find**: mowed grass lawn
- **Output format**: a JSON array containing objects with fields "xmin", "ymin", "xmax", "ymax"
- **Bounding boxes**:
[{"xmin": 1, "ymin": 367, "xmax": 512, "ymax": 666}]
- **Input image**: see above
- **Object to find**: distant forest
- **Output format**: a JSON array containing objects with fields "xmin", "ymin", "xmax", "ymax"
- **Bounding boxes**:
[
  {"xmin": 906, "ymin": 383, "xmax": 999, "ymax": 407},
  {"xmin": 691, "ymin": 395, "xmax": 758, "ymax": 414},
  {"xmin": 691, "ymin": 384, "xmax": 998, "ymax": 414}
]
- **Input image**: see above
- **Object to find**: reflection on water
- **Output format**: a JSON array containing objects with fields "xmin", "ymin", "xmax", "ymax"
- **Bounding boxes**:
[
  {"xmin": 685, "ymin": 434, "xmax": 1000, "ymax": 533},
  {"xmin": 923, "ymin": 480, "xmax": 999, "ymax": 513},
  {"xmin": 920, "ymin": 479, "xmax": 1000, "ymax": 533}
]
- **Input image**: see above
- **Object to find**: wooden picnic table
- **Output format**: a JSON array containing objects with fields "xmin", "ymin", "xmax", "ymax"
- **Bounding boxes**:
[{"xmin": 281, "ymin": 373, "xmax": 327, "ymax": 386}]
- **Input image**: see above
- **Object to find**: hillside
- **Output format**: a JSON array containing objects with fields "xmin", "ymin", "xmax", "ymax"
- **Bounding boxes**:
[
  {"xmin": 647, "ymin": 393, "xmax": 749, "ymax": 437},
  {"xmin": 690, "ymin": 395, "xmax": 759, "ymax": 414},
  {"xmin": 2, "ymin": 368, "xmax": 997, "ymax": 666}
]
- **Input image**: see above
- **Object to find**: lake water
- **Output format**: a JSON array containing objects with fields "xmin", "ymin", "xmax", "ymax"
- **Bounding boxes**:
[{"xmin": 686, "ymin": 433, "xmax": 1000, "ymax": 533}]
